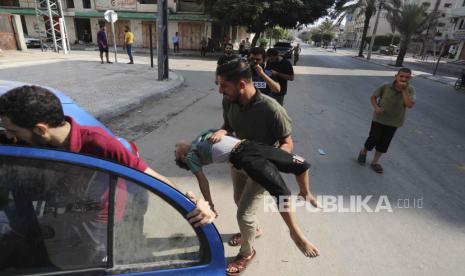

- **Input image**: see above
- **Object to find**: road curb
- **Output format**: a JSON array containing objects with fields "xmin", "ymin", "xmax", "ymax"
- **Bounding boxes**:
[
  {"xmin": 95, "ymin": 71, "xmax": 184, "ymax": 121},
  {"xmin": 350, "ymin": 55, "xmax": 455, "ymax": 87}
]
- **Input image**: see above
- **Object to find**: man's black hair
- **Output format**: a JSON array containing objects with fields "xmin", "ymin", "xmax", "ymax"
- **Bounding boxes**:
[
  {"xmin": 175, "ymin": 158, "xmax": 190, "ymax": 171},
  {"xmin": 0, "ymin": 85, "xmax": 65, "ymax": 129},
  {"xmin": 216, "ymin": 58, "xmax": 252, "ymax": 83},
  {"xmin": 398, "ymin": 67, "xmax": 412, "ymax": 74},
  {"xmin": 249, "ymin": 47, "xmax": 266, "ymax": 59},
  {"xmin": 266, "ymin": 48, "xmax": 279, "ymax": 56}
]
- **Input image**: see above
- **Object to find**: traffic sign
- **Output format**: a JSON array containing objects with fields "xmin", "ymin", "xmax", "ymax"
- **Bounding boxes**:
[{"xmin": 104, "ymin": 10, "xmax": 118, "ymax": 23}]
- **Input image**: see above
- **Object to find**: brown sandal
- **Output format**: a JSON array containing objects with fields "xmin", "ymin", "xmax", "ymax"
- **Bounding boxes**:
[
  {"xmin": 228, "ymin": 230, "xmax": 262, "ymax": 247},
  {"xmin": 226, "ymin": 249, "xmax": 257, "ymax": 276}
]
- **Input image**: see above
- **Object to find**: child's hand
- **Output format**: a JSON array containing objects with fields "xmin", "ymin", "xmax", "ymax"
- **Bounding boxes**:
[{"xmin": 298, "ymin": 191, "xmax": 319, "ymax": 208}]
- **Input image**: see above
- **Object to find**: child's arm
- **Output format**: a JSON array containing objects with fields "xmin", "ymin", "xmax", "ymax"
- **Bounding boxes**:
[{"xmin": 193, "ymin": 171, "xmax": 218, "ymax": 216}]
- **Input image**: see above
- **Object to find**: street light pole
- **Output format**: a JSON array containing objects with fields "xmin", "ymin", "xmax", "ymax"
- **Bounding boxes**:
[
  {"xmin": 157, "ymin": 0, "xmax": 169, "ymax": 80},
  {"xmin": 367, "ymin": 0, "xmax": 385, "ymax": 60}
]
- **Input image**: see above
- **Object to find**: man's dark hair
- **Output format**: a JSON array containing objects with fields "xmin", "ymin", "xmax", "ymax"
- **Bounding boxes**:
[
  {"xmin": 175, "ymin": 158, "xmax": 190, "ymax": 170},
  {"xmin": 266, "ymin": 48, "xmax": 279, "ymax": 57},
  {"xmin": 398, "ymin": 67, "xmax": 412, "ymax": 74},
  {"xmin": 216, "ymin": 58, "xmax": 252, "ymax": 83},
  {"xmin": 0, "ymin": 85, "xmax": 65, "ymax": 129},
  {"xmin": 224, "ymin": 43, "xmax": 233, "ymax": 48},
  {"xmin": 125, "ymin": 25, "xmax": 130, "ymax": 31},
  {"xmin": 249, "ymin": 47, "xmax": 266, "ymax": 59}
]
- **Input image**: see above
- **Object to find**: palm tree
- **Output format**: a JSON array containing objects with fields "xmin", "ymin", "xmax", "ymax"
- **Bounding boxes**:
[
  {"xmin": 386, "ymin": 2, "xmax": 429, "ymax": 66},
  {"xmin": 333, "ymin": 0, "xmax": 399, "ymax": 57}
]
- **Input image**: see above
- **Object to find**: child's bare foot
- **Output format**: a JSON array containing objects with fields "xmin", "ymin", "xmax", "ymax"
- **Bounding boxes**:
[
  {"xmin": 298, "ymin": 191, "xmax": 319, "ymax": 208},
  {"xmin": 290, "ymin": 230, "xmax": 320, "ymax": 258}
]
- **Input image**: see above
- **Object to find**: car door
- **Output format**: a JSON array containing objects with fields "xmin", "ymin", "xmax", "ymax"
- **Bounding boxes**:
[{"xmin": 0, "ymin": 146, "xmax": 225, "ymax": 276}]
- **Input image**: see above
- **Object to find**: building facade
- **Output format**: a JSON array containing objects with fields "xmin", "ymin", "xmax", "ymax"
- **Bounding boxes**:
[{"xmin": 0, "ymin": 0, "xmax": 250, "ymax": 50}]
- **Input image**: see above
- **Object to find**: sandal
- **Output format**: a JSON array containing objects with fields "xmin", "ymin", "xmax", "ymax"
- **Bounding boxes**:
[
  {"xmin": 228, "ymin": 230, "xmax": 262, "ymax": 247},
  {"xmin": 371, "ymin": 163, "xmax": 383, "ymax": 173},
  {"xmin": 357, "ymin": 151, "xmax": 366, "ymax": 165},
  {"xmin": 226, "ymin": 249, "xmax": 256, "ymax": 276}
]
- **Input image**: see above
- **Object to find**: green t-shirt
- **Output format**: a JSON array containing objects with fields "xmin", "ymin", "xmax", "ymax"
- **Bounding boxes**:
[
  {"xmin": 185, "ymin": 129, "xmax": 215, "ymax": 173},
  {"xmin": 372, "ymin": 82, "xmax": 416, "ymax": 128},
  {"xmin": 222, "ymin": 91, "xmax": 292, "ymax": 146}
]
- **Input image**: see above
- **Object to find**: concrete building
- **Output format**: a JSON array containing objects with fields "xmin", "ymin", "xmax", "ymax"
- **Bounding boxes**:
[
  {"xmin": 0, "ymin": 0, "xmax": 250, "ymax": 50},
  {"xmin": 448, "ymin": 0, "xmax": 465, "ymax": 60}
]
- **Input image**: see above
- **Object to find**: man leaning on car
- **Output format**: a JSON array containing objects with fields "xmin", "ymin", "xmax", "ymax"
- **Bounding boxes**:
[{"xmin": 0, "ymin": 86, "xmax": 216, "ymax": 244}]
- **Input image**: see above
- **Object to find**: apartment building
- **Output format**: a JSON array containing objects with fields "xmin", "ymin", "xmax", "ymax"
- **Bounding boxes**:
[{"xmin": 0, "ymin": 0, "xmax": 249, "ymax": 50}]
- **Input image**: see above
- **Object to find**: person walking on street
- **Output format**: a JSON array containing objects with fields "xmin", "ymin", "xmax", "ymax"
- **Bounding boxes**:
[
  {"xmin": 123, "ymin": 26, "xmax": 134, "ymax": 64},
  {"xmin": 239, "ymin": 39, "xmax": 245, "ymax": 57},
  {"xmin": 172, "ymin": 32, "xmax": 180, "ymax": 53},
  {"xmin": 357, "ymin": 68, "xmax": 416, "ymax": 173},
  {"xmin": 211, "ymin": 59, "xmax": 317, "ymax": 275},
  {"xmin": 200, "ymin": 37, "xmax": 207, "ymax": 57},
  {"xmin": 248, "ymin": 47, "xmax": 281, "ymax": 97},
  {"xmin": 266, "ymin": 48, "xmax": 295, "ymax": 106},
  {"xmin": 293, "ymin": 43, "xmax": 301, "ymax": 65},
  {"xmin": 97, "ymin": 25, "xmax": 112, "ymax": 64},
  {"xmin": 215, "ymin": 43, "xmax": 238, "ymax": 84},
  {"xmin": 244, "ymin": 37, "xmax": 251, "ymax": 57}
]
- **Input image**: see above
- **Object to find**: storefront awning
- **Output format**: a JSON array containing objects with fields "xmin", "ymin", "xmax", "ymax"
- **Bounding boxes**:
[{"xmin": 0, "ymin": 8, "xmax": 211, "ymax": 22}]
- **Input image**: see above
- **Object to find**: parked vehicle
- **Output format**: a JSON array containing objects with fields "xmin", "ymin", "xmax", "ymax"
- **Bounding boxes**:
[
  {"xmin": 24, "ymin": 34, "xmax": 41, "ymax": 48},
  {"xmin": 273, "ymin": 41, "xmax": 294, "ymax": 59},
  {"xmin": 0, "ymin": 80, "xmax": 225, "ymax": 275}
]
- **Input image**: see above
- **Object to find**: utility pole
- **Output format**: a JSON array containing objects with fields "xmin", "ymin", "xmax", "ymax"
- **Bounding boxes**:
[
  {"xmin": 157, "ymin": 0, "xmax": 169, "ymax": 80},
  {"xmin": 367, "ymin": 0, "xmax": 385, "ymax": 60},
  {"xmin": 433, "ymin": 34, "xmax": 448, "ymax": 75}
]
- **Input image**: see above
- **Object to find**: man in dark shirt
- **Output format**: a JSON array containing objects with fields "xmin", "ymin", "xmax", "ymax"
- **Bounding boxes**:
[
  {"xmin": 217, "ymin": 43, "xmax": 238, "ymax": 66},
  {"xmin": 265, "ymin": 48, "xmax": 295, "ymax": 106},
  {"xmin": 249, "ymin": 47, "xmax": 281, "ymax": 97},
  {"xmin": 97, "ymin": 25, "xmax": 112, "ymax": 64}
]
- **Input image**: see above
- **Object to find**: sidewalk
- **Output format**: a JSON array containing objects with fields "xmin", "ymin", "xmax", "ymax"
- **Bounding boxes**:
[
  {"xmin": 0, "ymin": 49, "xmax": 184, "ymax": 120},
  {"xmin": 70, "ymin": 43, "xmax": 224, "ymax": 59},
  {"xmin": 319, "ymin": 47, "xmax": 459, "ymax": 87}
]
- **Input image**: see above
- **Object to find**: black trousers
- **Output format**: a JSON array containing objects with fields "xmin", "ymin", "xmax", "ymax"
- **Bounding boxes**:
[
  {"xmin": 229, "ymin": 141, "xmax": 310, "ymax": 199},
  {"xmin": 364, "ymin": 121, "xmax": 397, "ymax": 153}
]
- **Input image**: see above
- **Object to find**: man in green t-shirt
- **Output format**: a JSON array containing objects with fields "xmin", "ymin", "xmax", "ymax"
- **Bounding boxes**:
[
  {"xmin": 211, "ymin": 59, "xmax": 320, "ymax": 275},
  {"xmin": 357, "ymin": 68, "xmax": 416, "ymax": 173}
]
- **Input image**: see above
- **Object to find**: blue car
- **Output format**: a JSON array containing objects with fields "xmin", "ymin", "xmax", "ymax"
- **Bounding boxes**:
[{"xmin": 0, "ymin": 81, "xmax": 225, "ymax": 275}]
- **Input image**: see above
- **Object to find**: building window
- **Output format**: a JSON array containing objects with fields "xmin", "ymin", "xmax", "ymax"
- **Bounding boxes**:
[
  {"xmin": 83, "ymin": 0, "xmax": 91, "ymax": 9},
  {"xmin": 422, "ymin": 2, "xmax": 431, "ymax": 8},
  {"xmin": 139, "ymin": 0, "xmax": 157, "ymax": 3},
  {"xmin": 444, "ymin": 3, "xmax": 452, "ymax": 8},
  {"xmin": 0, "ymin": 0, "xmax": 19, "ymax": 7},
  {"xmin": 437, "ymin": 22, "xmax": 446, "ymax": 27},
  {"xmin": 66, "ymin": 0, "xmax": 75, "ymax": 9}
]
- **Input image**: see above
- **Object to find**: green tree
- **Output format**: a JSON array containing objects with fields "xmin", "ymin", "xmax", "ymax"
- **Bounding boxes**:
[
  {"xmin": 333, "ymin": 0, "xmax": 399, "ymax": 57},
  {"xmin": 386, "ymin": 2, "xmax": 428, "ymax": 66},
  {"xmin": 203, "ymin": 0, "xmax": 335, "ymax": 47}
]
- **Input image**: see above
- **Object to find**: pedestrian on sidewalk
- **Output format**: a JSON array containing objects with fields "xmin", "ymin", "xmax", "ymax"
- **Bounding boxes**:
[
  {"xmin": 293, "ymin": 43, "xmax": 301, "ymax": 65},
  {"xmin": 333, "ymin": 44, "xmax": 337, "ymax": 52},
  {"xmin": 212, "ymin": 59, "xmax": 301, "ymax": 275},
  {"xmin": 266, "ymin": 48, "xmax": 294, "ymax": 106},
  {"xmin": 123, "ymin": 26, "xmax": 134, "ymax": 64},
  {"xmin": 357, "ymin": 68, "xmax": 416, "ymax": 174},
  {"xmin": 200, "ymin": 37, "xmax": 207, "ymax": 57},
  {"xmin": 97, "ymin": 25, "xmax": 112, "ymax": 64},
  {"xmin": 244, "ymin": 37, "xmax": 251, "ymax": 57},
  {"xmin": 215, "ymin": 43, "xmax": 238, "ymax": 84},
  {"xmin": 172, "ymin": 32, "xmax": 180, "ymax": 53}
]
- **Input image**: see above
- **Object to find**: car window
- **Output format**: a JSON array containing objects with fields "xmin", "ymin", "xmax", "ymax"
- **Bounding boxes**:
[
  {"xmin": 0, "ymin": 155, "xmax": 110, "ymax": 275},
  {"xmin": 111, "ymin": 177, "xmax": 205, "ymax": 273},
  {"xmin": 275, "ymin": 42, "xmax": 291, "ymax": 47}
]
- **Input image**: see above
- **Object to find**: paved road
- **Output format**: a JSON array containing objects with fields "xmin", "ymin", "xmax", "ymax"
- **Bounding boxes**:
[{"xmin": 107, "ymin": 45, "xmax": 465, "ymax": 276}]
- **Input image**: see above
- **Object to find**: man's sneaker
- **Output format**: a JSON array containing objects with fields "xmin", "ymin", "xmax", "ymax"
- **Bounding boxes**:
[
  {"xmin": 127, "ymin": 61, "xmax": 134, "ymax": 64},
  {"xmin": 357, "ymin": 151, "xmax": 366, "ymax": 165}
]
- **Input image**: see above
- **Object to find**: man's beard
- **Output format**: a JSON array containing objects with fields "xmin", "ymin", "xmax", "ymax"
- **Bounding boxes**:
[{"xmin": 224, "ymin": 87, "xmax": 241, "ymax": 102}]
